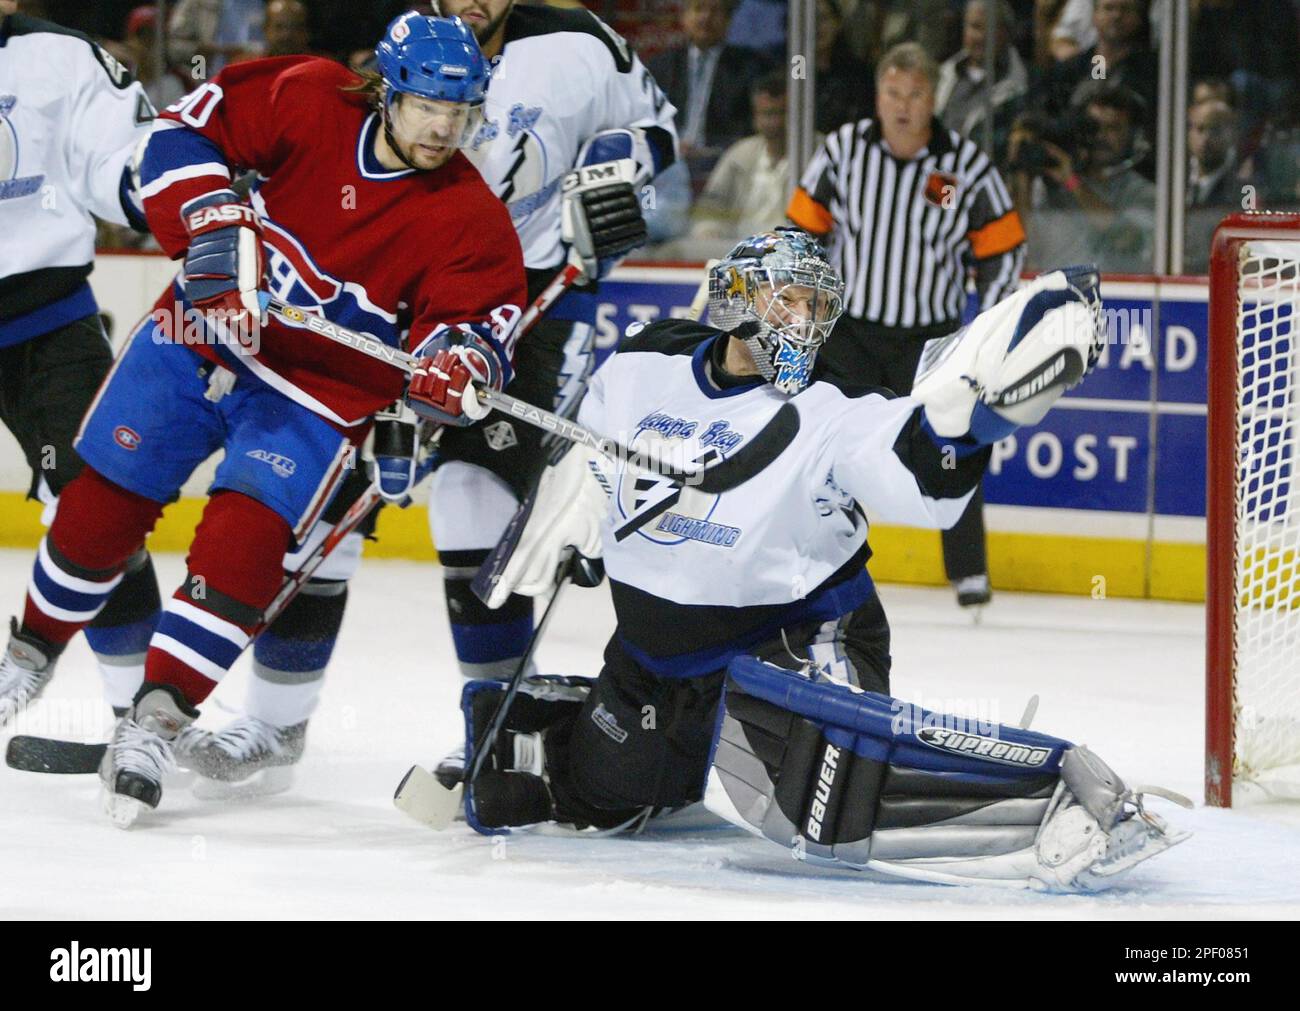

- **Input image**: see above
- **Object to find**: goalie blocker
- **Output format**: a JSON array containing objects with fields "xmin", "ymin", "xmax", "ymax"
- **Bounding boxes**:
[{"xmin": 455, "ymin": 659, "xmax": 1189, "ymax": 891}]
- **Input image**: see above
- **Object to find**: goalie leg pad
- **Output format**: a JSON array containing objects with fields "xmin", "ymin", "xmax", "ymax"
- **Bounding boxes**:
[
  {"xmin": 460, "ymin": 674, "xmax": 594, "ymax": 834},
  {"xmin": 704, "ymin": 657, "xmax": 1188, "ymax": 890}
]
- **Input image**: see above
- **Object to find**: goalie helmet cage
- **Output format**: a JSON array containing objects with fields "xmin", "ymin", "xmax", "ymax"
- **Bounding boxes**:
[{"xmin": 1206, "ymin": 211, "xmax": 1300, "ymax": 807}]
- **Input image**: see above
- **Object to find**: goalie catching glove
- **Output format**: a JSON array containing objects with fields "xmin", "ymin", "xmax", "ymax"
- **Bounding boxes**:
[
  {"xmin": 911, "ymin": 264, "xmax": 1105, "ymax": 444},
  {"xmin": 561, "ymin": 130, "xmax": 652, "ymax": 280}
]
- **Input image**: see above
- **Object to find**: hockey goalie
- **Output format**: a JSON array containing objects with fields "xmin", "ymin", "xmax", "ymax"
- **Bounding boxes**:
[{"xmin": 417, "ymin": 228, "xmax": 1189, "ymax": 891}]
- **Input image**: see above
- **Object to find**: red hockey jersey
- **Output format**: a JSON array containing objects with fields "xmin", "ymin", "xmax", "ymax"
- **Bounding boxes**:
[{"xmin": 138, "ymin": 57, "xmax": 526, "ymax": 426}]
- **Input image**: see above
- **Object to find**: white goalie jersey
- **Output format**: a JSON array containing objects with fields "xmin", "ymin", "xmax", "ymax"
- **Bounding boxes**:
[
  {"xmin": 461, "ymin": 4, "xmax": 677, "ymax": 271},
  {"xmin": 577, "ymin": 320, "xmax": 989, "ymax": 677}
]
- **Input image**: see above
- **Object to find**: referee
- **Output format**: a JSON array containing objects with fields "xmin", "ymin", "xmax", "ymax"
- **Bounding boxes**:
[{"xmin": 787, "ymin": 42, "xmax": 1026, "ymax": 609}]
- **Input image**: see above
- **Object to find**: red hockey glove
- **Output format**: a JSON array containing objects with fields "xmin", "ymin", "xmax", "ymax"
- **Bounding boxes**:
[{"xmin": 406, "ymin": 340, "xmax": 501, "ymax": 427}]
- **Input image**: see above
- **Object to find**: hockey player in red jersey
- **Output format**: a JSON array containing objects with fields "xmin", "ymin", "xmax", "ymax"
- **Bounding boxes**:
[{"xmin": 0, "ymin": 12, "xmax": 526, "ymax": 826}]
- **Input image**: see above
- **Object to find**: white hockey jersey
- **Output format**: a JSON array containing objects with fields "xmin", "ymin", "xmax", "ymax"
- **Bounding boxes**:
[
  {"xmin": 462, "ymin": 4, "xmax": 677, "ymax": 272},
  {"xmin": 578, "ymin": 320, "xmax": 988, "ymax": 677},
  {"xmin": 0, "ymin": 14, "xmax": 154, "ymax": 344}
]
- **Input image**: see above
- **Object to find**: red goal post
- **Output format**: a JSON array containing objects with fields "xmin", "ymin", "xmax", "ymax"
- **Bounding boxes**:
[{"xmin": 1206, "ymin": 211, "xmax": 1300, "ymax": 807}]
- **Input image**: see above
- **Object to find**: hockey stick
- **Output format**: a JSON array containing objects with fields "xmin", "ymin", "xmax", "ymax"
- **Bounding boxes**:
[
  {"xmin": 5, "ymin": 448, "xmax": 442, "ymax": 775},
  {"xmin": 258, "ymin": 290, "xmax": 796, "ymax": 496},
  {"xmin": 394, "ymin": 554, "xmax": 584, "ymax": 831}
]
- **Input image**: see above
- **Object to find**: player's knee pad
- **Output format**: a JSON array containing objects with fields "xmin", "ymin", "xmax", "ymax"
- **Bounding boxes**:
[
  {"xmin": 427, "ymin": 461, "xmax": 518, "ymax": 551},
  {"xmin": 460, "ymin": 674, "xmax": 621, "ymax": 835},
  {"xmin": 188, "ymin": 491, "xmax": 293, "ymax": 611},
  {"xmin": 705, "ymin": 657, "xmax": 1189, "ymax": 892},
  {"xmin": 48, "ymin": 468, "xmax": 163, "ymax": 571}
]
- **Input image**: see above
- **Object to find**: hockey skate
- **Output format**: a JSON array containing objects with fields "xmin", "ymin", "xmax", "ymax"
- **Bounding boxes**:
[
  {"xmin": 0, "ymin": 619, "xmax": 58, "ymax": 730},
  {"xmin": 99, "ymin": 684, "xmax": 197, "ymax": 828},
  {"xmin": 953, "ymin": 574, "xmax": 992, "ymax": 617},
  {"xmin": 178, "ymin": 716, "xmax": 306, "ymax": 799}
]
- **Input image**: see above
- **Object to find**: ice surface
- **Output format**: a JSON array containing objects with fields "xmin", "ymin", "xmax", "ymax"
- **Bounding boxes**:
[{"xmin": 2, "ymin": 549, "xmax": 1298, "ymax": 920}]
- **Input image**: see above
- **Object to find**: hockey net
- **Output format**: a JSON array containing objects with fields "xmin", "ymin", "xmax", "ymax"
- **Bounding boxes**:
[{"xmin": 1207, "ymin": 212, "xmax": 1300, "ymax": 806}]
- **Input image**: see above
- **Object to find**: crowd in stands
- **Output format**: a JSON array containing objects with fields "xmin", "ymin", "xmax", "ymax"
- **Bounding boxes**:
[{"xmin": 20, "ymin": 0, "xmax": 1300, "ymax": 274}]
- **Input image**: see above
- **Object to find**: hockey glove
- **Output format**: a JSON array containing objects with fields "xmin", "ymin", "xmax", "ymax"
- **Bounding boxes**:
[
  {"xmin": 369, "ymin": 401, "xmax": 422, "ymax": 502},
  {"xmin": 561, "ymin": 136, "xmax": 647, "ymax": 280},
  {"xmin": 180, "ymin": 189, "xmax": 265, "ymax": 334},
  {"xmin": 406, "ymin": 324, "xmax": 504, "ymax": 427},
  {"xmin": 911, "ymin": 265, "xmax": 1105, "ymax": 444},
  {"xmin": 481, "ymin": 443, "xmax": 611, "ymax": 609}
]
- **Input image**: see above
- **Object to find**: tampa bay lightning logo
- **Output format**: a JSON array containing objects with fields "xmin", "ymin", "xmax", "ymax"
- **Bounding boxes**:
[
  {"xmin": 773, "ymin": 340, "xmax": 814, "ymax": 395},
  {"xmin": 0, "ymin": 95, "xmax": 45, "ymax": 202},
  {"xmin": 613, "ymin": 415, "xmax": 745, "ymax": 547},
  {"xmin": 507, "ymin": 104, "xmax": 542, "ymax": 137},
  {"xmin": 470, "ymin": 117, "xmax": 499, "ymax": 150}
]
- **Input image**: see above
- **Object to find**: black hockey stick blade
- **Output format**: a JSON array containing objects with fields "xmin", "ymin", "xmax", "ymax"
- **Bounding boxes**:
[{"xmin": 6, "ymin": 736, "xmax": 106, "ymax": 774}]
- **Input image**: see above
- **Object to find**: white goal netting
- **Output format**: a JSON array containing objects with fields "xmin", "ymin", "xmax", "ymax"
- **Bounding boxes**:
[{"xmin": 1232, "ymin": 239, "xmax": 1300, "ymax": 798}]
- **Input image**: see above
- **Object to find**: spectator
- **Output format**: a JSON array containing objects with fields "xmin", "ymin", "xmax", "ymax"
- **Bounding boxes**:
[
  {"xmin": 725, "ymin": 0, "xmax": 786, "ymax": 54},
  {"xmin": 167, "ymin": 0, "xmax": 265, "ymax": 76},
  {"xmin": 1185, "ymin": 99, "xmax": 1251, "ymax": 272},
  {"xmin": 690, "ymin": 71, "xmax": 797, "ymax": 243},
  {"xmin": 123, "ymin": 6, "xmax": 191, "ymax": 111},
  {"xmin": 787, "ymin": 42, "xmax": 1026, "ymax": 609},
  {"xmin": 935, "ymin": 0, "xmax": 1028, "ymax": 165},
  {"xmin": 813, "ymin": 0, "xmax": 873, "ymax": 133},
  {"xmin": 648, "ymin": 0, "xmax": 776, "ymax": 165},
  {"xmin": 840, "ymin": 0, "xmax": 956, "ymax": 66},
  {"xmin": 1043, "ymin": 0, "xmax": 1095, "ymax": 64},
  {"xmin": 1010, "ymin": 83, "xmax": 1155, "ymax": 272},
  {"xmin": 1192, "ymin": 76, "xmax": 1237, "ymax": 110},
  {"xmin": 263, "ymin": 0, "xmax": 311, "ymax": 57},
  {"xmin": 1038, "ymin": 0, "xmax": 1154, "ymax": 132}
]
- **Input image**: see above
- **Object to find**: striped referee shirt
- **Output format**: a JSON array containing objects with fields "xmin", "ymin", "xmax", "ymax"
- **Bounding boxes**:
[{"xmin": 787, "ymin": 117, "xmax": 1025, "ymax": 335}]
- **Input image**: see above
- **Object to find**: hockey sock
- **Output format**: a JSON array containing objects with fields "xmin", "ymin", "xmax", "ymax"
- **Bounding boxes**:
[
  {"xmin": 442, "ymin": 548, "xmax": 535, "ymax": 680},
  {"xmin": 21, "ymin": 469, "xmax": 163, "ymax": 649},
  {"xmin": 247, "ymin": 578, "xmax": 348, "ymax": 726},
  {"xmin": 144, "ymin": 491, "xmax": 291, "ymax": 706},
  {"xmin": 85, "ymin": 550, "xmax": 161, "ymax": 710}
]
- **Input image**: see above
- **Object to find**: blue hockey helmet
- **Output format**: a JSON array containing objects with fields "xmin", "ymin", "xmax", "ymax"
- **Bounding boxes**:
[
  {"xmin": 376, "ymin": 13, "xmax": 490, "ymax": 105},
  {"xmin": 708, "ymin": 228, "xmax": 845, "ymax": 395}
]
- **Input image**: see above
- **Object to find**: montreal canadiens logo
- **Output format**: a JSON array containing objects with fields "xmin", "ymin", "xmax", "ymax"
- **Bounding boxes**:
[{"xmin": 113, "ymin": 426, "xmax": 142, "ymax": 451}]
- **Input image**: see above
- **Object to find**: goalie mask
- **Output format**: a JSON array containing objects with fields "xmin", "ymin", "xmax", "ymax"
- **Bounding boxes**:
[{"xmin": 708, "ymin": 228, "xmax": 845, "ymax": 395}]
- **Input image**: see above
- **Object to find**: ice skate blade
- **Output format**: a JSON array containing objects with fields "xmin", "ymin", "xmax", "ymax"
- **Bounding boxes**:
[
  {"xmin": 101, "ymin": 788, "xmax": 148, "ymax": 829},
  {"xmin": 191, "ymin": 764, "xmax": 294, "ymax": 801}
]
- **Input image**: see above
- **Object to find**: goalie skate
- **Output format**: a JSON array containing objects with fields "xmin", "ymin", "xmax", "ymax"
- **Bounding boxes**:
[{"xmin": 179, "ymin": 717, "xmax": 306, "ymax": 800}]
